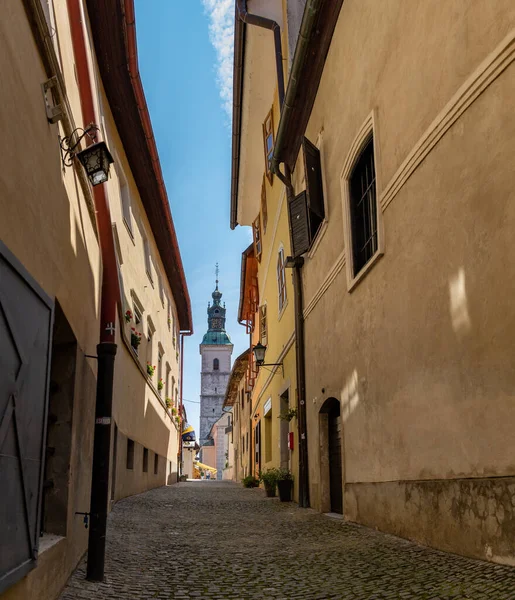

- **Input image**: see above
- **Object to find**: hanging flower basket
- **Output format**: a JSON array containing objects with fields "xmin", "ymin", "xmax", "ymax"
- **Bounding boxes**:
[
  {"xmin": 125, "ymin": 309, "xmax": 133, "ymax": 324},
  {"xmin": 131, "ymin": 328, "xmax": 142, "ymax": 349},
  {"xmin": 147, "ymin": 362, "xmax": 156, "ymax": 377},
  {"xmin": 158, "ymin": 378, "xmax": 164, "ymax": 391}
]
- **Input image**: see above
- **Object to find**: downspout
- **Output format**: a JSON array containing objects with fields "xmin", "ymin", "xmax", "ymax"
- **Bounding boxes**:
[
  {"xmin": 271, "ymin": 0, "xmax": 322, "ymax": 177},
  {"xmin": 231, "ymin": 0, "xmax": 286, "ymax": 229},
  {"xmin": 66, "ymin": 0, "xmax": 120, "ymax": 582},
  {"xmin": 236, "ymin": 0, "xmax": 285, "ymax": 108}
]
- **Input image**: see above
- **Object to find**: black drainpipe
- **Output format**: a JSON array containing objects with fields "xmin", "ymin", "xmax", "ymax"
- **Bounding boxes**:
[
  {"xmin": 277, "ymin": 165, "xmax": 309, "ymax": 509},
  {"xmin": 236, "ymin": 0, "xmax": 285, "ymax": 108}
]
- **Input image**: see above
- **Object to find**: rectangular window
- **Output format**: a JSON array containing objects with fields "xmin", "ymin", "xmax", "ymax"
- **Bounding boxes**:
[
  {"xmin": 277, "ymin": 248, "xmax": 287, "ymax": 312},
  {"xmin": 154, "ymin": 453, "xmax": 159, "ymax": 475},
  {"xmin": 265, "ymin": 414, "xmax": 272, "ymax": 463},
  {"xmin": 157, "ymin": 347, "xmax": 163, "ymax": 393},
  {"xmin": 119, "ymin": 169, "xmax": 133, "ymax": 235},
  {"xmin": 349, "ymin": 137, "xmax": 377, "ymax": 275},
  {"xmin": 253, "ymin": 215, "xmax": 262, "ymax": 262},
  {"xmin": 262, "ymin": 108, "xmax": 274, "ymax": 184},
  {"xmin": 143, "ymin": 234, "xmax": 152, "ymax": 282},
  {"xmin": 261, "ymin": 176, "xmax": 268, "ymax": 233},
  {"xmin": 303, "ymin": 137, "xmax": 325, "ymax": 240},
  {"xmin": 167, "ymin": 296, "xmax": 171, "ymax": 330},
  {"xmin": 127, "ymin": 439, "xmax": 134, "ymax": 470},
  {"xmin": 241, "ymin": 388, "xmax": 244, "ymax": 409},
  {"xmin": 259, "ymin": 305, "xmax": 267, "ymax": 346},
  {"xmin": 143, "ymin": 447, "xmax": 148, "ymax": 472},
  {"xmin": 158, "ymin": 272, "xmax": 164, "ymax": 305}
]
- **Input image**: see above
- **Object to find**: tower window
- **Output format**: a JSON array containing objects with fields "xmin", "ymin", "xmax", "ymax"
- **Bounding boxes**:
[{"xmin": 213, "ymin": 358, "xmax": 219, "ymax": 371}]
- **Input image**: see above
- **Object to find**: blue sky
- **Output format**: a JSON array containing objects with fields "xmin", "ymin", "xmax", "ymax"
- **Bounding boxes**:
[{"xmin": 134, "ymin": 1, "xmax": 250, "ymax": 436}]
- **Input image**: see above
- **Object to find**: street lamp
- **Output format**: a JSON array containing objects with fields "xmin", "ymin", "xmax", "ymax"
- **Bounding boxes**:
[
  {"xmin": 59, "ymin": 124, "xmax": 114, "ymax": 186},
  {"xmin": 252, "ymin": 343, "xmax": 283, "ymax": 375},
  {"xmin": 76, "ymin": 141, "xmax": 114, "ymax": 186}
]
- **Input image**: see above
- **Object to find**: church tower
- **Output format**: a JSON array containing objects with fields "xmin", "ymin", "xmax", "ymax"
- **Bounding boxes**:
[{"xmin": 199, "ymin": 267, "xmax": 233, "ymax": 448}]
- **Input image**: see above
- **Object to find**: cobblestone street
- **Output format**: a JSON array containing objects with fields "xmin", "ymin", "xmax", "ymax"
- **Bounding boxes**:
[{"xmin": 59, "ymin": 481, "xmax": 515, "ymax": 600}]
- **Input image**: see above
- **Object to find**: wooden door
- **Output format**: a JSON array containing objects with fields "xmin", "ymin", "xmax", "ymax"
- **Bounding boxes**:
[
  {"xmin": 0, "ymin": 242, "xmax": 54, "ymax": 593},
  {"xmin": 328, "ymin": 413, "xmax": 343, "ymax": 514}
]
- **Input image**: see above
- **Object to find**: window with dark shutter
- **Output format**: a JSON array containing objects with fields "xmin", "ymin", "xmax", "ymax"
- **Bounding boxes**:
[
  {"xmin": 287, "ymin": 139, "xmax": 326, "ymax": 258},
  {"xmin": 303, "ymin": 137, "xmax": 325, "ymax": 238},
  {"xmin": 288, "ymin": 191, "xmax": 310, "ymax": 258},
  {"xmin": 349, "ymin": 137, "xmax": 377, "ymax": 275}
]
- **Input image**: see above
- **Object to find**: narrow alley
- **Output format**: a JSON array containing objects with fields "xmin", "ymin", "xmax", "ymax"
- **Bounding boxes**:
[{"xmin": 59, "ymin": 482, "xmax": 515, "ymax": 600}]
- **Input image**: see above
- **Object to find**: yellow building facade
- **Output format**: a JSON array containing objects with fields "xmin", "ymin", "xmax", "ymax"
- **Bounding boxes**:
[{"xmin": 230, "ymin": 0, "xmax": 300, "ymax": 498}]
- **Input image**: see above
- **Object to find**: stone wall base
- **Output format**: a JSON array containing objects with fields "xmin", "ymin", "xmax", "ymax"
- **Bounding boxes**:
[{"xmin": 345, "ymin": 477, "xmax": 515, "ymax": 565}]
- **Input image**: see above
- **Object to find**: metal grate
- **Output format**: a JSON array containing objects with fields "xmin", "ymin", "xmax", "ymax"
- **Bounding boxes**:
[{"xmin": 349, "ymin": 137, "xmax": 377, "ymax": 275}]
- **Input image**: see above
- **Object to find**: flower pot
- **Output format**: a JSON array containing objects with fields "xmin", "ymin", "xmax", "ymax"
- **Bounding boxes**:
[
  {"xmin": 277, "ymin": 479, "xmax": 293, "ymax": 502},
  {"xmin": 264, "ymin": 483, "xmax": 276, "ymax": 498}
]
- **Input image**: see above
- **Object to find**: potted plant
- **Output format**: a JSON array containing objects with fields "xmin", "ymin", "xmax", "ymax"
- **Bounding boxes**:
[
  {"xmin": 158, "ymin": 378, "xmax": 164, "ymax": 391},
  {"xmin": 125, "ymin": 309, "xmax": 133, "ymax": 323},
  {"xmin": 165, "ymin": 397, "xmax": 172, "ymax": 409},
  {"xmin": 242, "ymin": 475, "xmax": 259, "ymax": 488},
  {"xmin": 259, "ymin": 468, "xmax": 279, "ymax": 498},
  {"xmin": 278, "ymin": 407, "xmax": 297, "ymax": 422},
  {"xmin": 276, "ymin": 467, "xmax": 294, "ymax": 502},
  {"xmin": 131, "ymin": 328, "xmax": 142, "ymax": 350},
  {"xmin": 147, "ymin": 362, "xmax": 156, "ymax": 377},
  {"xmin": 171, "ymin": 407, "xmax": 177, "ymax": 416}
]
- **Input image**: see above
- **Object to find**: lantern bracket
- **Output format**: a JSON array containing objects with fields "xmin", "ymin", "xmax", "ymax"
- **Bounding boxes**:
[{"xmin": 59, "ymin": 123, "xmax": 99, "ymax": 168}]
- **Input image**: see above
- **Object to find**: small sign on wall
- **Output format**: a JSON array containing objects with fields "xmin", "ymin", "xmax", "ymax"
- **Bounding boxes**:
[{"xmin": 264, "ymin": 397, "xmax": 272, "ymax": 416}]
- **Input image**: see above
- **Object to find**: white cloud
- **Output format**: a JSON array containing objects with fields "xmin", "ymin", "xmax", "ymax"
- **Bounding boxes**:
[{"xmin": 202, "ymin": 0, "xmax": 235, "ymax": 120}]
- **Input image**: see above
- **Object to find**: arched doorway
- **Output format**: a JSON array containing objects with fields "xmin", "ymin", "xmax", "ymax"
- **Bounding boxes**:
[{"xmin": 319, "ymin": 397, "xmax": 343, "ymax": 514}]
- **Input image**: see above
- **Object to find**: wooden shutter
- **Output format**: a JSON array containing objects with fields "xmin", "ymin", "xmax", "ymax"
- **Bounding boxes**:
[
  {"xmin": 0, "ymin": 241, "xmax": 54, "ymax": 593},
  {"xmin": 288, "ymin": 191, "xmax": 310, "ymax": 258},
  {"xmin": 303, "ymin": 138, "xmax": 325, "ymax": 221}
]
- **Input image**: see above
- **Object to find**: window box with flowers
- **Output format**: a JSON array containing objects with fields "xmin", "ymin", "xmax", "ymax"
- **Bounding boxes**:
[
  {"xmin": 147, "ymin": 362, "xmax": 156, "ymax": 377},
  {"xmin": 165, "ymin": 397, "xmax": 172, "ymax": 409},
  {"xmin": 131, "ymin": 329, "xmax": 142, "ymax": 354},
  {"xmin": 158, "ymin": 378, "xmax": 164, "ymax": 392},
  {"xmin": 171, "ymin": 407, "xmax": 177, "ymax": 416},
  {"xmin": 125, "ymin": 309, "xmax": 133, "ymax": 324}
]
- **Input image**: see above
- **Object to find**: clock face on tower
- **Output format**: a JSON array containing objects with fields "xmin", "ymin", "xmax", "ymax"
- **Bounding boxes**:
[{"xmin": 211, "ymin": 318, "xmax": 222, "ymax": 329}]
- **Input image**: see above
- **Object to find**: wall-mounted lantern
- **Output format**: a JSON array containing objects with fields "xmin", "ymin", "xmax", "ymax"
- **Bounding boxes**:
[
  {"xmin": 252, "ymin": 343, "xmax": 283, "ymax": 376},
  {"xmin": 60, "ymin": 123, "xmax": 114, "ymax": 186},
  {"xmin": 76, "ymin": 141, "xmax": 114, "ymax": 186}
]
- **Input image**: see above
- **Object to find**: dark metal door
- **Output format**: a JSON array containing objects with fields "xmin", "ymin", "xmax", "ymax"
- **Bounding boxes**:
[
  {"xmin": 328, "ymin": 413, "xmax": 343, "ymax": 514},
  {"xmin": 0, "ymin": 241, "xmax": 54, "ymax": 593}
]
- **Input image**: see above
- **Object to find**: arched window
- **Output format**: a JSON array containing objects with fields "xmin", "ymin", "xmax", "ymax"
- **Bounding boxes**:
[{"xmin": 213, "ymin": 358, "xmax": 219, "ymax": 371}]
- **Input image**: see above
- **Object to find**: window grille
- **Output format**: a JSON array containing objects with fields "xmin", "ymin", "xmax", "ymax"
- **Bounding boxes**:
[
  {"xmin": 349, "ymin": 137, "xmax": 377, "ymax": 275},
  {"xmin": 277, "ymin": 248, "xmax": 287, "ymax": 312}
]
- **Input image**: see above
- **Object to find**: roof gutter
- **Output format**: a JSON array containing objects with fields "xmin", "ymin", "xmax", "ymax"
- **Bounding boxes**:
[
  {"xmin": 271, "ymin": 0, "xmax": 323, "ymax": 177},
  {"xmin": 230, "ymin": 0, "xmax": 286, "ymax": 230},
  {"xmin": 123, "ymin": 0, "xmax": 193, "ymax": 334}
]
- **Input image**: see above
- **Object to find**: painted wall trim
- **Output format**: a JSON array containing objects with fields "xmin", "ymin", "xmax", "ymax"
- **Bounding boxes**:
[
  {"xmin": 380, "ymin": 29, "xmax": 515, "ymax": 212},
  {"xmin": 303, "ymin": 250, "xmax": 346, "ymax": 319}
]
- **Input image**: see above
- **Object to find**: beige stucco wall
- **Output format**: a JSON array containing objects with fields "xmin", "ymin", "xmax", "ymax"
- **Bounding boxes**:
[
  {"xmin": 293, "ymin": 0, "xmax": 515, "ymax": 563},
  {"xmin": 0, "ymin": 3, "xmax": 100, "ymax": 600}
]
